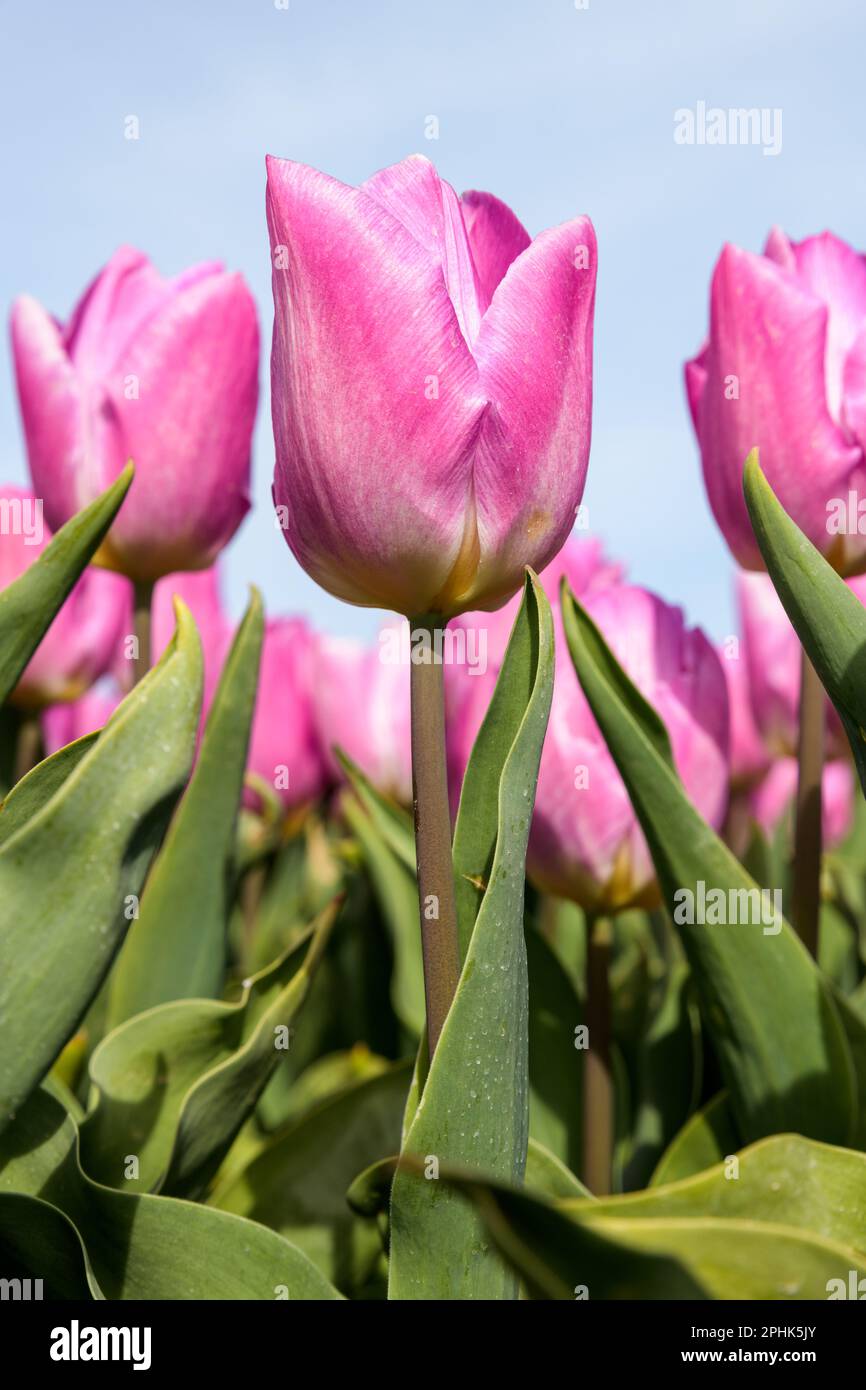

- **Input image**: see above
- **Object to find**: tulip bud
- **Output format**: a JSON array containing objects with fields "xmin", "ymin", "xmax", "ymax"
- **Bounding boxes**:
[
  {"xmin": 686, "ymin": 230, "xmax": 866, "ymax": 573},
  {"xmin": 247, "ymin": 619, "xmax": 328, "ymax": 811},
  {"xmin": 1, "ymin": 485, "xmax": 128, "ymax": 710},
  {"xmin": 11, "ymin": 247, "xmax": 259, "ymax": 582},
  {"xmin": 267, "ymin": 154, "xmax": 596, "ymax": 618}
]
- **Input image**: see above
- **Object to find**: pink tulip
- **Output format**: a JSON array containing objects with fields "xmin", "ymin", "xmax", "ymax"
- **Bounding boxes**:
[
  {"xmin": 246, "ymin": 618, "xmax": 329, "ymax": 811},
  {"xmin": 42, "ymin": 685, "xmax": 122, "ymax": 755},
  {"xmin": 152, "ymin": 567, "xmax": 232, "ymax": 717},
  {"xmin": 1, "ymin": 485, "xmax": 128, "ymax": 709},
  {"xmin": 717, "ymin": 641, "xmax": 770, "ymax": 789},
  {"xmin": 313, "ymin": 620, "xmax": 413, "ymax": 805},
  {"xmin": 686, "ymin": 229, "xmax": 866, "ymax": 572},
  {"xmin": 11, "ymin": 246, "xmax": 259, "ymax": 582},
  {"xmin": 749, "ymin": 757, "xmax": 854, "ymax": 850},
  {"xmin": 450, "ymin": 556, "xmax": 729, "ymax": 911},
  {"xmin": 266, "ymin": 154, "xmax": 596, "ymax": 618},
  {"xmin": 736, "ymin": 570, "xmax": 866, "ymax": 758}
]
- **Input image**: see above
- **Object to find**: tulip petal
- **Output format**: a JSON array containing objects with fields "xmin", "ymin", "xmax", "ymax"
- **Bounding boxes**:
[
  {"xmin": 842, "ymin": 325, "xmax": 866, "ymax": 456},
  {"xmin": 266, "ymin": 155, "xmax": 486, "ymax": 614},
  {"xmin": 10, "ymin": 296, "xmax": 89, "ymax": 532},
  {"xmin": 792, "ymin": 233, "xmax": 866, "ymax": 424},
  {"xmin": 462, "ymin": 217, "xmax": 596, "ymax": 610},
  {"xmin": 698, "ymin": 244, "xmax": 860, "ymax": 567},
  {"xmin": 362, "ymin": 155, "xmax": 484, "ymax": 346},
  {"xmin": 460, "ymin": 190, "xmax": 531, "ymax": 310},
  {"xmin": 99, "ymin": 273, "xmax": 258, "ymax": 579}
]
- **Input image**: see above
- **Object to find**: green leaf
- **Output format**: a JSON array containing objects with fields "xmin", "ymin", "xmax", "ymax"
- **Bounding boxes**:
[
  {"xmin": 744, "ymin": 448, "xmax": 866, "ymax": 793},
  {"xmin": 448, "ymin": 1132, "xmax": 866, "ymax": 1298},
  {"xmin": 0, "ymin": 464, "xmax": 133, "ymax": 706},
  {"xmin": 0, "ymin": 732, "xmax": 99, "ymax": 846},
  {"xmin": 561, "ymin": 583, "xmax": 857, "ymax": 1146},
  {"xmin": 0, "ymin": 602, "xmax": 202, "ymax": 1134},
  {"xmin": 525, "ymin": 1138, "xmax": 591, "ymax": 1200},
  {"xmin": 651, "ymin": 1091, "xmax": 740, "ymax": 1186},
  {"xmin": 526, "ymin": 926, "xmax": 583, "ymax": 1173},
  {"xmin": 213, "ymin": 1062, "xmax": 411, "ymax": 1295},
  {"xmin": 107, "ymin": 588, "xmax": 264, "ymax": 1025},
  {"xmin": 0, "ymin": 1085, "xmax": 340, "ymax": 1299},
  {"xmin": 80, "ymin": 900, "xmax": 339, "ymax": 1196},
  {"xmin": 389, "ymin": 570, "xmax": 555, "ymax": 1300}
]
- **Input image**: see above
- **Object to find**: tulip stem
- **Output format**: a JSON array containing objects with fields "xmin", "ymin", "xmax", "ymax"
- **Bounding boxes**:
[
  {"xmin": 792, "ymin": 647, "xmax": 824, "ymax": 958},
  {"xmin": 582, "ymin": 912, "xmax": 613, "ymax": 1195},
  {"xmin": 132, "ymin": 579, "xmax": 154, "ymax": 686},
  {"xmin": 14, "ymin": 709, "xmax": 42, "ymax": 784},
  {"xmin": 409, "ymin": 615, "xmax": 461, "ymax": 1058}
]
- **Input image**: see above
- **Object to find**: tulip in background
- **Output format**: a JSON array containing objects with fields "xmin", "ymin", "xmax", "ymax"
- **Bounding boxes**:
[
  {"xmin": 314, "ymin": 621, "xmax": 413, "ymax": 807},
  {"xmin": 246, "ymin": 618, "xmax": 328, "ymax": 816},
  {"xmin": 11, "ymin": 246, "xmax": 259, "ymax": 682},
  {"xmin": 686, "ymin": 229, "xmax": 866, "ymax": 956},
  {"xmin": 267, "ymin": 152, "xmax": 597, "ymax": 1052},
  {"xmin": 449, "ymin": 539, "xmax": 729, "ymax": 1191}
]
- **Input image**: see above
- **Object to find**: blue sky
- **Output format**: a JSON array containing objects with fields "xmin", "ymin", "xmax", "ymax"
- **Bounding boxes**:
[{"xmin": 1, "ymin": 0, "xmax": 863, "ymax": 641}]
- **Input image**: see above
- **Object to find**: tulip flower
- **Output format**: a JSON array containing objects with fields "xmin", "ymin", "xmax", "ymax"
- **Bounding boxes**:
[
  {"xmin": 246, "ymin": 618, "xmax": 328, "ymax": 813},
  {"xmin": 718, "ymin": 640, "xmax": 770, "ymax": 791},
  {"xmin": 313, "ymin": 620, "xmax": 412, "ymax": 806},
  {"xmin": 151, "ymin": 567, "xmax": 232, "ymax": 718},
  {"xmin": 686, "ymin": 229, "xmax": 866, "ymax": 574},
  {"xmin": 267, "ymin": 152, "xmax": 597, "ymax": 1054},
  {"xmin": 1, "ymin": 485, "xmax": 128, "ymax": 711},
  {"xmin": 11, "ymin": 246, "xmax": 259, "ymax": 588},
  {"xmin": 749, "ymin": 757, "xmax": 854, "ymax": 851},
  {"xmin": 266, "ymin": 153, "xmax": 596, "ymax": 620},
  {"xmin": 451, "ymin": 562, "xmax": 728, "ymax": 912},
  {"xmin": 42, "ymin": 686, "xmax": 122, "ymax": 756}
]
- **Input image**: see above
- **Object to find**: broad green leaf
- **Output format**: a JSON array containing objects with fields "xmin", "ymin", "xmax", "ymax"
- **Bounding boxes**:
[
  {"xmin": 651, "ymin": 1091, "xmax": 740, "ymax": 1186},
  {"xmin": 572, "ymin": 1132, "xmax": 866, "ymax": 1253},
  {"xmin": 441, "ymin": 1171, "xmax": 706, "ymax": 1300},
  {"xmin": 525, "ymin": 1138, "xmax": 590, "ymax": 1200},
  {"xmin": 0, "ymin": 1086, "xmax": 340, "ymax": 1299},
  {"xmin": 80, "ymin": 900, "xmax": 339, "ymax": 1196},
  {"xmin": 107, "ymin": 588, "xmax": 264, "ymax": 1025},
  {"xmin": 0, "ymin": 465, "xmax": 133, "ymax": 706},
  {"xmin": 0, "ymin": 732, "xmax": 99, "ymax": 846},
  {"xmin": 389, "ymin": 571, "xmax": 555, "ymax": 1300},
  {"xmin": 0, "ymin": 1192, "xmax": 95, "ymax": 1300},
  {"xmin": 744, "ymin": 449, "xmax": 866, "ymax": 794},
  {"xmin": 214, "ymin": 1062, "xmax": 411, "ymax": 1295},
  {"xmin": 335, "ymin": 748, "xmax": 415, "ymax": 873},
  {"xmin": 0, "ymin": 602, "xmax": 202, "ymax": 1134},
  {"xmin": 562, "ymin": 584, "xmax": 857, "ymax": 1146},
  {"xmin": 526, "ymin": 926, "xmax": 583, "ymax": 1173}
]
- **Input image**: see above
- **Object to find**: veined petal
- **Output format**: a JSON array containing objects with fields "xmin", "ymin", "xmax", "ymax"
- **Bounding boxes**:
[
  {"xmin": 460, "ymin": 189, "xmax": 531, "ymax": 311},
  {"xmin": 457, "ymin": 216, "xmax": 596, "ymax": 612},
  {"xmin": 700, "ymin": 243, "xmax": 860, "ymax": 567},
  {"xmin": 266, "ymin": 154, "xmax": 486, "ymax": 615}
]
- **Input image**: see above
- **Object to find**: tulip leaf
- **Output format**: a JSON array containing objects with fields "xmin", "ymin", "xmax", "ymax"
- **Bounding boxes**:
[
  {"xmin": 335, "ymin": 748, "xmax": 416, "ymax": 873},
  {"xmin": 107, "ymin": 587, "xmax": 264, "ymax": 1025},
  {"xmin": 562, "ymin": 583, "xmax": 857, "ymax": 1146},
  {"xmin": 744, "ymin": 449, "xmax": 866, "ymax": 795},
  {"xmin": 0, "ymin": 732, "xmax": 99, "ymax": 846},
  {"xmin": 79, "ymin": 900, "xmax": 338, "ymax": 1197},
  {"xmin": 651, "ymin": 1091, "xmax": 740, "ymax": 1186},
  {"xmin": 0, "ymin": 1085, "xmax": 340, "ymax": 1299},
  {"xmin": 214, "ymin": 1062, "xmax": 411, "ymax": 1295},
  {"xmin": 526, "ymin": 926, "xmax": 583, "ymax": 1173},
  {"xmin": 388, "ymin": 570, "xmax": 554, "ymax": 1300},
  {"xmin": 0, "ymin": 602, "xmax": 202, "ymax": 1135},
  {"xmin": 0, "ymin": 464, "xmax": 133, "ymax": 706},
  {"xmin": 448, "ymin": 1131, "xmax": 866, "ymax": 1298}
]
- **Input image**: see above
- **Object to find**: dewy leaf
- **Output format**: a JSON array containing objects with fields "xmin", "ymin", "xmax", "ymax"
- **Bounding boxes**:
[
  {"xmin": 80, "ymin": 900, "xmax": 339, "ymax": 1197},
  {"xmin": 562, "ymin": 584, "xmax": 857, "ymax": 1147},
  {"xmin": 388, "ymin": 570, "xmax": 555, "ymax": 1300},
  {"xmin": 0, "ymin": 464, "xmax": 133, "ymax": 705},
  {"xmin": 0, "ymin": 601, "xmax": 202, "ymax": 1136},
  {"xmin": 0, "ymin": 1085, "xmax": 340, "ymax": 1300},
  {"xmin": 744, "ymin": 449, "xmax": 866, "ymax": 795},
  {"xmin": 107, "ymin": 587, "xmax": 264, "ymax": 1026}
]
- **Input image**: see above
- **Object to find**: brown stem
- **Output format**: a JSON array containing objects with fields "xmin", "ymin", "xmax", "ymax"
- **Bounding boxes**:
[
  {"xmin": 792, "ymin": 648, "xmax": 824, "ymax": 958},
  {"xmin": 14, "ymin": 708, "xmax": 42, "ymax": 784},
  {"xmin": 582, "ymin": 913, "xmax": 613, "ymax": 1195},
  {"xmin": 132, "ymin": 579, "xmax": 154, "ymax": 686},
  {"xmin": 409, "ymin": 615, "xmax": 461, "ymax": 1058}
]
